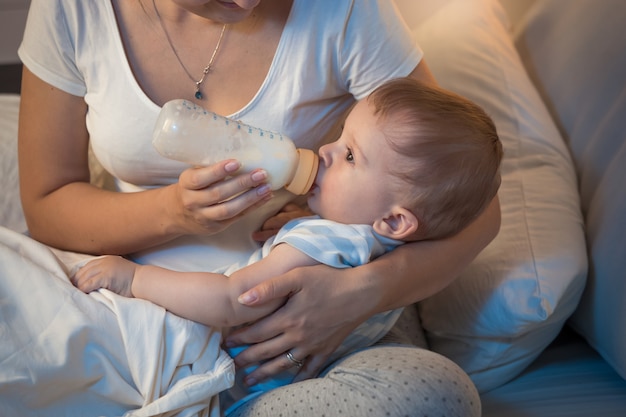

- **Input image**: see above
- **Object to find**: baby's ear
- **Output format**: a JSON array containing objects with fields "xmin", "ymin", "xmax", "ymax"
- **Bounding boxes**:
[{"xmin": 373, "ymin": 207, "xmax": 418, "ymax": 241}]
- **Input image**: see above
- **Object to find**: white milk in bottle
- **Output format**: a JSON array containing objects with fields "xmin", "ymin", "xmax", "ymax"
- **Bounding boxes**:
[{"xmin": 152, "ymin": 99, "xmax": 318, "ymax": 195}]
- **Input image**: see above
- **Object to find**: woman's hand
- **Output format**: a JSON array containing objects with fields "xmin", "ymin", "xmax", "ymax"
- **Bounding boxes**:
[
  {"xmin": 224, "ymin": 264, "xmax": 372, "ymax": 385},
  {"xmin": 251, "ymin": 203, "xmax": 313, "ymax": 242},
  {"xmin": 171, "ymin": 160, "xmax": 274, "ymax": 235}
]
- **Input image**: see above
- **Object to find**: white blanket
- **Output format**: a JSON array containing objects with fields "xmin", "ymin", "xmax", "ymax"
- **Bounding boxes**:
[{"xmin": 0, "ymin": 226, "xmax": 235, "ymax": 416}]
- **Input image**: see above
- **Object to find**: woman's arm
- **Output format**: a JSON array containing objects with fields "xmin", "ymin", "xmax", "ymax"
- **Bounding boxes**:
[
  {"xmin": 226, "ymin": 195, "xmax": 501, "ymax": 384},
  {"xmin": 18, "ymin": 68, "xmax": 272, "ymax": 255}
]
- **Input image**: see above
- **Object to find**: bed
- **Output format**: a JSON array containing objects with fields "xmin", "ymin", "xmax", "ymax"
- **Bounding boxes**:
[{"xmin": 1, "ymin": 0, "xmax": 625, "ymax": 415}]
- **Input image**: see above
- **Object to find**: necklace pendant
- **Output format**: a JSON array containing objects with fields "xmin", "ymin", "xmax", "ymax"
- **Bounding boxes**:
[{"xmin": 153, "ymin": 0, "xmax": 227, "ymax": 104}]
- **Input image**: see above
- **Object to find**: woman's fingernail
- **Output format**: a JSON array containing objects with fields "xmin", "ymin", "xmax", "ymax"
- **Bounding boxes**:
[
  {"xmin": 238, "ymin": 291, "xmax": 257, "ymax": 305},
  {"xmin": 225, "ymin": 161, "xmax": 240, "ymax": 172},
  {"xmin": 256, "ymin": 184, "xmax": 271, "ymax": 196},
  {"xmin": 245, "ymin": 377, "xmax": 257, "ymax": 386},
  {"xmin": 251, "ymin": 170, "xmax": 267, "ymax": 182}
]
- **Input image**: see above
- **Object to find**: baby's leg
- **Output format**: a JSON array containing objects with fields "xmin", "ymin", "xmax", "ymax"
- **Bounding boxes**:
[{"xmin": 228, "ymin": 345, "xmax": 480, "ymax": 417}]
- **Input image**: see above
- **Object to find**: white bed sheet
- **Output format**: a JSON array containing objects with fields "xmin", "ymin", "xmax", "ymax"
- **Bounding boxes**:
[{"xmin": 0, "ymin": 225, "xmax": 234, "ymax": 416}]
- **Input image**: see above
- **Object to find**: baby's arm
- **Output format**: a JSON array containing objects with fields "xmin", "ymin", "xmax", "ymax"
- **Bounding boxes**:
[
  {"xmin": 133, "ymin": 244, "xmax": 319, "ymax": 327},
  {"xmin": 75, "ymin": 245, "xmax": 319, "ymax": 328},
  {"xmin": 72, "ymin": 256, "xmax": 137, "ymax": 297}
]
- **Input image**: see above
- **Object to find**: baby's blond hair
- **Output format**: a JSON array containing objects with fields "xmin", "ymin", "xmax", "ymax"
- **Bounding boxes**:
[{"xmin": 368, "ymin": 78, "xmax": 503, "ymax": 240}]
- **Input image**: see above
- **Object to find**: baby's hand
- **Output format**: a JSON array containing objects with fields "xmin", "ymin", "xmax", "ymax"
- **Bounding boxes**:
[
  {"xmin": 252, "ymin": 203, "xmax": 312, "ymax": 242},
  {"xmin": 71, "ymin": 255, "xmax": 137, "ymax": 297}
]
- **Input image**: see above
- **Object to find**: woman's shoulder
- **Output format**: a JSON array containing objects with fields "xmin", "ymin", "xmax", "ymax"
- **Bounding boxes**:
[
  {"xmin": 21, "ymin": 0, "xmax": 114, "ymax": 54},
  {"xmin": 19, "ymin": 0, "xmax": 117, "ymax": 96}
]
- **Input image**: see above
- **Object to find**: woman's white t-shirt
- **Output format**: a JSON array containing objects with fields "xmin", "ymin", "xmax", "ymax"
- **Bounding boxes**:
[{"xmin": 18, "ymin": 0, "xmax": 422, "ymax": 271}]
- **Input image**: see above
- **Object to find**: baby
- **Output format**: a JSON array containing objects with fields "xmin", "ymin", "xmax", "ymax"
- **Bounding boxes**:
[{"xmin": 73, "ymin": 77, "xmax": 502, "ymax": 410}]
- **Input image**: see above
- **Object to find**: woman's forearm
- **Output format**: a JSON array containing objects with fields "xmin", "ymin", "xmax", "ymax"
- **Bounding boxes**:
[
  {"xmin": 363, "ymin": 195, "xmax": 501, "ymax": 313},
  {"xmin": 22, "ymin": 182, "xmax": 180, "ymax": 256},
  {"xmin": 22, "ymin": 176, "xmax": 180, "ymax": 257}
]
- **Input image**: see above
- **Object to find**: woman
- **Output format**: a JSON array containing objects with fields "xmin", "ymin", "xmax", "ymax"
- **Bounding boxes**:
[{"xmin": 18, "ymin": 0, "xmax": 498, "ymax": 414}]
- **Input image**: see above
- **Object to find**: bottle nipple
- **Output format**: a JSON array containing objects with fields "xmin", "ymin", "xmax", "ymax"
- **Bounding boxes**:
[{"xmin": 285, "ymin": 149, "xmax": 319, "ymax": 195}]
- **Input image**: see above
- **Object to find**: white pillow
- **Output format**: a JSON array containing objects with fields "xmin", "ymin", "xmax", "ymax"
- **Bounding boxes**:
[
  {"xmin": 515, "ymin": 0, "xmax": 626, "ymax": 381},
  {"xmin": 0, "ymin": 94, "xmax": 27, "ymax": 234},
  {"xmin": 394, "ymin": 0, "xmax": 587, "ymax": 392}
]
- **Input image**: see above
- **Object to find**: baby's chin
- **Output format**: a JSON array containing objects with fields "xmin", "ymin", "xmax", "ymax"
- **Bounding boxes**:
[
  {"xmin": 305, "ymin": 185, "xmax": 317, "ymax": 201},
  {"xmin": 305, "ymin": 192, "xmax": 322, "ymax": 218}
]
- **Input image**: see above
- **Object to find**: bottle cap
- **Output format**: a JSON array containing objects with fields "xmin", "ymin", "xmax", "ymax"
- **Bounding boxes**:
[{"xmin": 284, "ymin": 148, "xmax": 319, "ymax": 195}]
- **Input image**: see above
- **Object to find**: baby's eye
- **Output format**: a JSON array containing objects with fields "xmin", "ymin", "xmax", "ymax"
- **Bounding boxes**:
[{"xmin": 345, "ymin": 148, "xmax": 354, "ymax": 162}]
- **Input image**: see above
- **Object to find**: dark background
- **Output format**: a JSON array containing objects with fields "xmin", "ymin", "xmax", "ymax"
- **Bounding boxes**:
[{"xmin": 0, "ymin": 63, "xmax": 22, "ymax": 94}]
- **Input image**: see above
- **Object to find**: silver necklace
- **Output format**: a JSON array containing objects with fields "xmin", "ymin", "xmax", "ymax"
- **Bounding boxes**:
[{"xmin": 153, "ymin": 0, "xmax": 227, "ymax": 100}]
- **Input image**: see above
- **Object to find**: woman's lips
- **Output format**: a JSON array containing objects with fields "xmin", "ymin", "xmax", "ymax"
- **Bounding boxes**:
[{"xmin": 216, "ymin": 1, "xmax": 241, "ymax": 9}]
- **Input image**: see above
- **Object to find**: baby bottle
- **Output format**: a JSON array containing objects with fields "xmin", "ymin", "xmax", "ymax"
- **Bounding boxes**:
[{"xmin": 152, "ymin": 99, "xmax": 319, "ymax": 195}]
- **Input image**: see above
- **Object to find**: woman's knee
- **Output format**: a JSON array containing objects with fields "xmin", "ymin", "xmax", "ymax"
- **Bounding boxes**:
[{"xmin": 322, "ymin": 345, "xmax": 481, "ymax": 417}]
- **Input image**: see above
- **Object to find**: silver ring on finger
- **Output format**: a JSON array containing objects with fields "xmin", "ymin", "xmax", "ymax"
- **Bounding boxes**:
[{"xmin": 285, "ymin": 351, "xmax": 304, "ymax": 368}]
